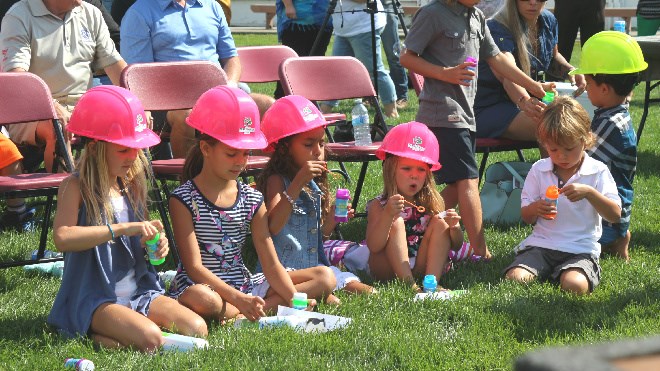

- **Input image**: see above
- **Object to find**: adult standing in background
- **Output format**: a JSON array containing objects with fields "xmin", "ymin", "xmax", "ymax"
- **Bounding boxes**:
[
  {"xmin": 120, "ymin": 0, "xmax": 275, "ymax": 159},
  {"xmin": 381, "ymin": 0, "xmax": 408, "ymax": 109},
  {"xmin": 637, "ymin": 0, "xmax": 660, "ymax": 36},
  {"xmin": 554, "ymin": 0, "xmax": 605, "ymax": 64},
  {"xmin": 1, "ymin": 0, "xmax": 126, "ymax": 172},
  {"xmin": 273, "ymin": 0, "xmax": 333, "ymax": 99}
]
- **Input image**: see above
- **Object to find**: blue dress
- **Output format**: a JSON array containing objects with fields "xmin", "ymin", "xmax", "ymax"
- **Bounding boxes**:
[
  {"xmin": 48, "ymin": 195, "xmax": 163, "ymax": 338},
  {"xmin": 474, "ymin": 10, "xmax": 558, "ymax": 138}
]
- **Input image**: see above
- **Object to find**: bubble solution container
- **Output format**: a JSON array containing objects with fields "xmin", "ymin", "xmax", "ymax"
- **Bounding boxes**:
[
  {"xmin": 422, "ymin": 274, "xmax": 437, "ymax": 293},
  {"xmin": 292, "ymin": 292, "xmax": 308, "ymax": 310},
  {"xmin": 541, "ymin": 91, "xmax": 555, "ymax": 105},
  {"xmin": 334, "ymin": 189, "xmax": 350, "ymax": 223},
  {"xmin": 146, "ymin": 232, "xmax": 165, "ymax": 265},
  {"xmin": 64, "ymin": 358, "xmax": 95, "ymax": 371},
  {"xmin": 544, "ymin": 185, "xmax": 559, "ymax": 220}
]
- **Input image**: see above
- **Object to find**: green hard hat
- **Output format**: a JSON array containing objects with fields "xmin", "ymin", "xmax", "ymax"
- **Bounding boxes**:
[{"xmin": 569, "ymin": 31, "xmax": 648, "ymax": 75}]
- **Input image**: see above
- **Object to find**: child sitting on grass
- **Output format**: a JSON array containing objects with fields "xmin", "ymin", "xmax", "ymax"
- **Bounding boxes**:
[{"xmin": 504, "ymin": 96, "xmax": 621, "ymax": 295}]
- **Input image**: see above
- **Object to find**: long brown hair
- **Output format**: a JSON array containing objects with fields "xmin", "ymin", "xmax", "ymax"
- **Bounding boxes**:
[
  {"xmin": 381, "ymin": 155, "xmax": 445, "ymax": 214},
  {"xmin": 182, "ymin": 134, "xmax": 220, "ymax": 183},
  {"xmin": 77, "ymin": 141, "xmax": 150, "ymax": 225},
  {"xmin": 256, "ymin": 137, "xmax": 330, "ymax": 221},
  {"xmin": 493, "ymin": 0, "xmax": 533, "ymax": 75}
]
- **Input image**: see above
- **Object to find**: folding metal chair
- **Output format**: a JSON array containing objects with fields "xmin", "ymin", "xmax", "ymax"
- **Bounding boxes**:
[
  {"xmin": 279, "ymin": 56, "xmax": 390, "ymax": 212},
  {"xmin": 120, "ymin": 61, "xmax": 271, "ymax": 263},
  {"xmin": 409, "ymin": 71, "xmax": 537, "ymax": 183},
  {"xmin": 0, "ymin": 72, "xmax": 75, "ymax": 268},
  {"xmin": 237, "ymin": 45, "xmax": 299, "ymax": 84}
]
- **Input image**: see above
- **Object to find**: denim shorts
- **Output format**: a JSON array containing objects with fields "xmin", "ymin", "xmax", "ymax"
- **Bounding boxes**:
[
  {"xmin": 599, "ymin": 221, "xmax": 630, "ymax": 245},
  {"xmin": 503, "ymin": 246, "xmax": 601, "ymax": 292}
]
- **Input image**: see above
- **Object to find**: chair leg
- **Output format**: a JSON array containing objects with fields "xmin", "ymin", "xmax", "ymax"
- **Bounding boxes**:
[
  {"xmin": 151, "ymin": 178, "xmax": 179, "ymax": 266},
  {"xmin": 516, "ymin": 149, "xmax": 526, "ymax": 162},
  {"xmin": 478, "ymin": 150, "xmax": 490, "ymax": 186},
  {"xmin": 352, "ymin": 162, "xmax": 370, "ymax": 217}
]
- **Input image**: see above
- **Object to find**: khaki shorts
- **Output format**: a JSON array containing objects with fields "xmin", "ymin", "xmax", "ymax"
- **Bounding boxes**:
[{"xmin": 6, "ymin": 102, "xmax": 73, "ymax": 146}]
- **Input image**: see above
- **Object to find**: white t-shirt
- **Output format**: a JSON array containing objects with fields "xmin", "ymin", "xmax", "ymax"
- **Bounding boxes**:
[
  {"xmin": 331, "ymin": 0, "xmax": 386, "ymax": 37},
  {"xmin": 517, "ymin": 154, "xmax": 621, "ymax": 256},
  {"xmin": 110, "ymin": 195, "xmax": 137, "ymax": 306}
]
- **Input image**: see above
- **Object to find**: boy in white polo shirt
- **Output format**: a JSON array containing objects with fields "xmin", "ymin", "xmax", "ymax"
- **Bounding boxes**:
[{"xmin": 504, "ymin": 96, "xmax": 621, "ymax": 295}]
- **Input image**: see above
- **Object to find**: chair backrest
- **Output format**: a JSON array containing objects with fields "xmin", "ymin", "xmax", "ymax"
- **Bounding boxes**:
[
  {"xmin": 279, "ymin": 56, "xmax": 389, "ymax": 136},
  {"xmin": 0, "ymin": 72, "xmax": 74, "ymax": 172},
  {"xmin": 237, "ymin": 45, "xmax": 298, "ymax": 83},
  {"xmin": 120, "ymin": 61, "xmax": 228, "ymax": 111},
  {"xmin": 0, "ymin": 72, "xmax": 58, "ymax": 125},
  {"xmin": 280, "ymin": 56, "xmax": 379, "ymax": 101},
  {"xmin": 409, "ymin": 70, "xmax": 424, "ymax": 97}
]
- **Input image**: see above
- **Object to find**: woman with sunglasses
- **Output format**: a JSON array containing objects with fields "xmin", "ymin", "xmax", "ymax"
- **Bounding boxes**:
[{"xmin": 474, "ymin": 0, "xmax": 586, "ymax": 150}]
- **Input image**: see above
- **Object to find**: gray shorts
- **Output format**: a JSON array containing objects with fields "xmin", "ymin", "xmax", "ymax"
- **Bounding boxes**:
[{"xmin": 504, "ymin": 246, "xmax": 601, "ymax": 291}]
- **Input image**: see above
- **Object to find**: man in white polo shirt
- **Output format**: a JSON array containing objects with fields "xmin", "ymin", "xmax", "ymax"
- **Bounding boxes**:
[{"xmin": 0, "ymin": 0, "xmax": 126, "ymax": 172}]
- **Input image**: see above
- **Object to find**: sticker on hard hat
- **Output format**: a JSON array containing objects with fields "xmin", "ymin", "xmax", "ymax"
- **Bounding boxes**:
[
  {"xmin": 301, "ymin": 105, "xmax": 319, "ymax": 122},
  {"xmin": 239, "ymin": 117, "xmax": 255, "ymax": 134},
  {"xmin": 407, "ymin": 136, "xmax": 425, "ymax": 152},
  {"xmin": 135, "ymin": 114, "xmax": 147, "ymax": 132}
]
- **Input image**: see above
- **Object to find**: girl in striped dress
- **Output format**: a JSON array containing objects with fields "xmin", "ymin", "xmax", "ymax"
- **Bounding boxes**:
[{"xmin": 167, "ymin": 87, "xmax": 335, "ymax": 322}]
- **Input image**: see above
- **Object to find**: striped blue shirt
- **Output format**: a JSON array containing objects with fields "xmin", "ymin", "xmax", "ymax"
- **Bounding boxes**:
[
  {"xmin": 167, "ymin": 180, "xmax": 266, "ymax": 297},
  {"xmin": 587, "ymin": 105, "xmax": 636, "ymax": 225}
]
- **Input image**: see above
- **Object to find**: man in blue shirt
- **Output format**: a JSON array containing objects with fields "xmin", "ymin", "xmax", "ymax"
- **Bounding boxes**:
[{"xmin": 120, "ymin": 0, "xmax": 274, "ymax": 158}]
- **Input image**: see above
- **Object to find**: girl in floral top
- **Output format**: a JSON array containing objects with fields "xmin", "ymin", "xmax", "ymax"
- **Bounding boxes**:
[{"xmin": 366, "ymin": 122, "xmax": 464, "ymax": 289}]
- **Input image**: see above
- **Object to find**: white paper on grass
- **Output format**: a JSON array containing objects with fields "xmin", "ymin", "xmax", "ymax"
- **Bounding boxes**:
[
  {"xmin": 276, "ymin": 305, "xmax": 352, "ymax": 332},
  {"xmin": 413, "ymin": 290, "xmax": 467, "ymax": 302}
]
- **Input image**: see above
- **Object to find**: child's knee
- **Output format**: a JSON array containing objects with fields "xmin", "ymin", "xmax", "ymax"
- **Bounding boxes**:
[
  {"xmin": 136, "ymin": 322, "xmax": 165, "ymax": 353},
  {"xmin": 315, "ymin": 266, "xmax": 337, "ymax": 292},
  {"xmin": 181, "ymin": 285, "xmax": 224, "ymax": 318},
  {"xmin": 560, "ymin": 269, "xmax": 590, "ymax": 295},
  {"xmin": 505, "ymin": 267, "xmax": 535, "ymax": 283}
]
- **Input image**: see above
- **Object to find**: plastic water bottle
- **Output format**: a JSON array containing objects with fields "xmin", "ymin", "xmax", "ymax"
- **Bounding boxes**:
[
  {"xmin": 422, "ymin": 274, "xmax": 437, "ymax": 293},
  {"xmin": 64, "ymin": 358, "xmax": 95, "ymax": 371},
  {"xmin": 464, "ymin": 56, "xmax": 477, "ymax": 84},
  {"xmin": 544, "ymin": 185, "xmax": 559, "ymax": 220},
  {"xmin": 292, "ymin": 292, "xmax": 308, "ymax": 310},
  {"xmin": 334, "ymin": 189, "xmax": 350, "ymax": 223},
  {"xmin": 613, "ymin": 20, "xmax": 626, "ymax": 33},
  {"xmin": 161, "ymin": 332, "xmax": 209, "ymax": 351},
  {"xmin": 30, "ymin": 249, "xmax": 62, "ymax": 260},
  {"xmin": 541, "ymin": 91, "xmax": 555, "ymax": 105},
  {"xmin": 351, "ymin": 99, "xmax": 372, "ymax": 146},
  {"xmin": 145, "ymin": 232, "xmax": 165, "ymax": 265}
]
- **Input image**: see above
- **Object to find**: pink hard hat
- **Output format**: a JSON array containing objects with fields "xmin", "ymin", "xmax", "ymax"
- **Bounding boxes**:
[
  {"xmin": 186, "ymin": 86, "xmax": 268, "ymax": 149},
  {"xmin": 261, "ymin": 95, "xmax": 326, "ymax": 152},
  {"xmin": 375, "ymin": 121, "xmax": 441, "ymax": 171},
  {"xmin": 67, "ymin": 86, "xmax": 160, "ymax": 149}
]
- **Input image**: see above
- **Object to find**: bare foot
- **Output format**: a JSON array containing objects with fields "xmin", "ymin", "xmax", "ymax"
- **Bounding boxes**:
[
  {"xmin": 343, "ymin": 280, "xmax": 377, "ymax": 295},
  {"xmin": 325, "ymin": 294, "xmax": 341, "ymax": 306},
  {"xmin": 602, "ymin": 231, "xmax": 630, "ymax": 261},
  {"xmin": 383, "ymin": 102, "xmax": 399, "ymax": 118},
  {"xmin": 472, "ymin": 245, "xmax": 492, "ymax": 260}
]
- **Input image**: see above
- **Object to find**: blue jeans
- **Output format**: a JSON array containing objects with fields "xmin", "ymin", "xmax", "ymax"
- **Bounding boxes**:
[
  {"xmin": 381, "ymin": 2, "xmax": 408, "ymax": 101},
  {"xmin": 327, "ymin": 28, "xmax": 397, "ymax": 106}
]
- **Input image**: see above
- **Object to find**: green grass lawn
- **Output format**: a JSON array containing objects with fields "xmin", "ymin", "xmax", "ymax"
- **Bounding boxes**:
[{"xmin": 0, "ymin": 34, "xmax": 659, "ymax": 369}]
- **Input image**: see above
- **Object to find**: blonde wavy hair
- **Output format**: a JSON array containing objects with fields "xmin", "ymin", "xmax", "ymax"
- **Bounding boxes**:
[
  {"xmin": 492, "ymin": 0, "xmax": 535, "ymax": 76},
  {"xmin": 381, "ymin": 155, "xmax": 445, "ymax": 214},
  {"xmin": 537, "ymin": 95, "xmax": 595, "ymax": 149},
  {"xmin": 77, "ymin": 141, "xmax": 150, "ymax": 226}
]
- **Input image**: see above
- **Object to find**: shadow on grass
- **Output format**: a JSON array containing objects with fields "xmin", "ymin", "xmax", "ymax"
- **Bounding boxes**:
[
  {"xmin": 636, "ymin": 149, "xmax": 660, "ymax": 177},
  {"xmin": 489, "ymin": 283, "xmax": 660, "ymax": 344},
  {"xmin": 0, "ymin": 314, "xmax": 53, "ymax": 341}
]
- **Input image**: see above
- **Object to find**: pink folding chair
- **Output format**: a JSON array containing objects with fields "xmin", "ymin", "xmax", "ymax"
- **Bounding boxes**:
[
  {"xmin": 279, "ymin": 56, "xmax": 390, "ymax": 212},
  {"xmin": 121, "ymin": 61, "xmax": 271, "ymax": 262},
  {"xmin": 409, "ymin": 71, "xmax": 537, "ymax": 183},
  {"xmin": 0, "ymin": 72, "xmax": 74, "ymax": 268},
  {"xmin": 237, "ymin": 45, "xmax": 299, "ymax": 84}
]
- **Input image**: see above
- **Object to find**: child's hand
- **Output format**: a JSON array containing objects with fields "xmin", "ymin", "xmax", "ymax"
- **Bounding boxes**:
[
  {"xmin": 535, "ymin": 199, "xmax": 557, "ymax": 219},
  {"xmin": 126, "ymin": 220, "xmax": 160, "ymax": 239},
  {"xmin": 236, "ymin": 294, "xmax": 266, "ymax": 322},
  {"xmin": 442, "ymin": 208, "xmax": 461, "ymax": 228},
  {"xmin": 443, "ymin": 62, "xmax": 475, "ymax": 86},
  {"xmin": 384, "ymin": 194, "xmax": 405, "ymax": 217},
  {"xmin": 294, "ymin": 160, "xmax": 326, "ymax": 184},
  {"xmin": 560, "ymin": 183, "xmax": 592, "ymax": 202}
]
